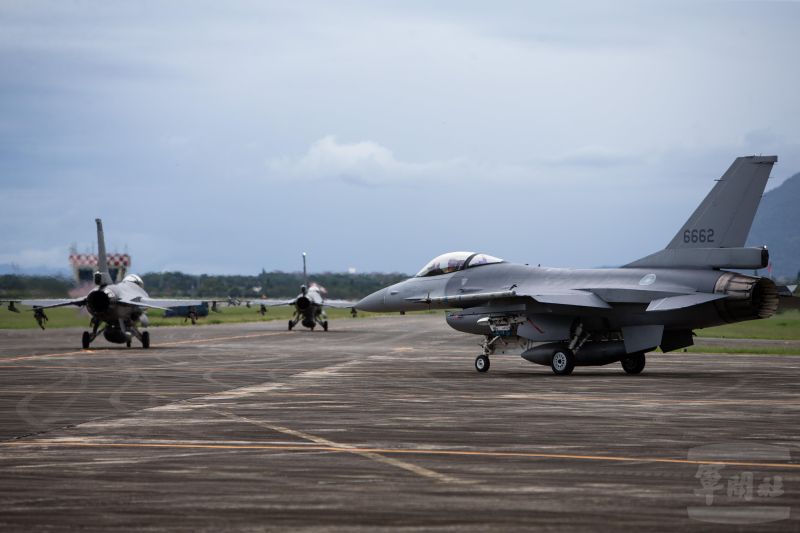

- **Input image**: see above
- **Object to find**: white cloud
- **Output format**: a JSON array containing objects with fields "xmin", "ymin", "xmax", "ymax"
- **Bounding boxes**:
[{"xmin": 266, "ymin": 135, "xmax": 473, "ymax": 185}]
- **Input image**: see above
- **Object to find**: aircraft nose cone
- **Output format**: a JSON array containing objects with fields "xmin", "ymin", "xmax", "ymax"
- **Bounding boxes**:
[{"xmin": 356, "ymin": 288, "xmax": 387, "ymax": 312}]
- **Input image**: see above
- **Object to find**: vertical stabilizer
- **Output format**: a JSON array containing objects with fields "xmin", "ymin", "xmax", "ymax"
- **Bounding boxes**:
[
  {"xmin": 666, "ymin": 155, "xmax": 776, "ymax": 249},
  {"xmin": 94, "ymin": 218, "xmax": 113, "ymax": 286},
  {"xmin": 625, "ymin": 156, "xmax": 777, "ymax": 268},
  {"xmin": 302, "ymin": 252, "xmax": 308, "ymax": 287}
]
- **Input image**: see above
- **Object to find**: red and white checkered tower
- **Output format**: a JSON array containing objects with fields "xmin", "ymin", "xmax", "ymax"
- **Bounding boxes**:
[{"xmin": 69, "ymin": 251, "xmax": 131, "ymax": 286}]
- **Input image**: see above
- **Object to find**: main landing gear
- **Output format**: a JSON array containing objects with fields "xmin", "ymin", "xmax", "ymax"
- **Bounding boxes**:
[
  {"xmin": 81, "ymin": 318, "xmax": 151, "ymax": 349},
  {"xmin": 621, "ymin": 352, "xmax": 646, "ymax": 374},
  {"xmin": 550, "ymin": 347, "xmax": 576, "ymax": 376}
]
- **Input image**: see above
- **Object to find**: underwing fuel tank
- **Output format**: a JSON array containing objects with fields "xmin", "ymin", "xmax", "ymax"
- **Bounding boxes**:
[
  {"xmin": 522, "ymin": 341, "xmax": 627, "ymax": 367},
  {"xmin": 445, "ymin": 312, "xmax": 491, "ymax": 335}
]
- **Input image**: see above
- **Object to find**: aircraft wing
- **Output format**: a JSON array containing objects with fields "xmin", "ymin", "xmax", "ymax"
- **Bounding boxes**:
[
  {"xmin": 119, "ymin": 297, "xmax": 206, "ymax": 311},
  {"xmin": 246, "ymin": 298, "xmax": 297, "ymax": 308},
  {"xmin": 20, "ymin": 298, "xmax": 87, "ymax": 310},
  {"xmin": 322, "ymin": 299, "xmax": 357, "ymax": 309}
]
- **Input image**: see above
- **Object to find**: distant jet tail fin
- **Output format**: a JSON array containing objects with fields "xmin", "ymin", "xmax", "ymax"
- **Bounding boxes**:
[
  {"xmin": 94, "ymin": 218, "xmax": 113, "ymax": 286},
  {"xmin": 626, "ymin": 155, "xmax": 777, "ymax": 269}
]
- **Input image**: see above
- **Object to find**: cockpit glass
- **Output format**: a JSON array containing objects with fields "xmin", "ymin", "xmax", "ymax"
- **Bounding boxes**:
[
  {"xmin": 415, "ymin": 251, "xmax": 474, "ymax": 277},
  {"xmin": 465, "ymin": 253, "xmax": 504, "ymax": 268},
  {"xmin": 123, "ymin": 274, "xmax": 144, "ymax": 287},
  {"xmin": 415, "ymin": 252, "xmax": 505, "ymax": 277}
]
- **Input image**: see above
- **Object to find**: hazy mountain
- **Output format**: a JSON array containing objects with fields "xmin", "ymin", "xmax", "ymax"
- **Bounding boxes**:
[{"xmin": 747, "ymin": 172, "xmax": 800, "ymax": 281}]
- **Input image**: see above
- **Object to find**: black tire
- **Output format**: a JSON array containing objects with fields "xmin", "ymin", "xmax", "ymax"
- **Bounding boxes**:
[
  {"xmin": 475, "ymin": 354, "xmax": 490, "ymax": 373},
  {"xmin": 621, "ymin": 352, "xmax": 646, "ymax": 374},
  {"xmin": 288, "ymin": 320, "xmax": 294, "ymax": 331},
  {"xmin": 141, "ymin": 331, "xmax": 150, "ymax": 349},
  {"xmin": 323, "ymin": 321, "xmax": 328, "ymax": 332},
  {"xmin": 82, "ymin": 331, "xmax": 91, "ymax": 350},
  {"xmin": 551, "ymin": 347, "xmax": 575, "ymax": 375},
  {"xmin": 126, "ymin": 339, "xmax": 132, "ymax": 348}
]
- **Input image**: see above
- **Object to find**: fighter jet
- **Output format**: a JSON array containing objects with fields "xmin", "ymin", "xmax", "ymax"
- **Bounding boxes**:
[
  {"xmin": 357, "ymin": 156, "xmax": 794, "ymax": 375},
  {"xmin": 246, "ymin": 253, "xmax": 354, "ymax": 331},
  {"xmin": 2, "ymin": 219, "xmax": 205, "ymax": 349}
]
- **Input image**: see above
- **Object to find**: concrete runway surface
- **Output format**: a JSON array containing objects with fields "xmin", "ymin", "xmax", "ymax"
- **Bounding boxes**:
[{"xmin": 0, "ymin": 315, "xmax": 798, "ymax": 531}]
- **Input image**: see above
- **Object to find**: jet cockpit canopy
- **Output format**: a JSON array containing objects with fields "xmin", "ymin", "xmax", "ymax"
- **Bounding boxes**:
[
  {"xmin": 415, "ymin": 252, "xmax": 504, "ymax": 277},
  {"xmin": 123, "ymin": 274, "xmax": 144, "ymax": 287}
]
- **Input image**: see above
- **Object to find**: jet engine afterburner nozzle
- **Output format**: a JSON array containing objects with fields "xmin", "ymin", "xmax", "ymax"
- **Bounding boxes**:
[
  {"xmin": 296, "ymin": 296, "xmax": 311, "ymax": 311},
  {"xmin": 714, "ymin": 272, "xmax": 779, "ymax": 323},
  {"xmin": 86, "ymin": 288, "xmax": 116, "ymax": 314}
]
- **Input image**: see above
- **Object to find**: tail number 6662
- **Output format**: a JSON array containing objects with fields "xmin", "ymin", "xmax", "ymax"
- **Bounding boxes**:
[{"xmin": 684, "ymin": 228, "xmax": 715, "ymax": 243}]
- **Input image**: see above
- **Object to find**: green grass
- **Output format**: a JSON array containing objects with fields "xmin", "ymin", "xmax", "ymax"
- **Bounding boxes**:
[
  {"xmin": 681, "ymin": 345, "xmax": 800, "ymax": 356},
  {"xmin": 0, "ymin": 304, "xmax": 433, "ymax": 329},
  {"xmin": 2, "ymin": 303, "xmax": 798, "ymax": 345},
  {"xmin": 695, "ymin": 310, "xmax": 800, "ymax": 340}
]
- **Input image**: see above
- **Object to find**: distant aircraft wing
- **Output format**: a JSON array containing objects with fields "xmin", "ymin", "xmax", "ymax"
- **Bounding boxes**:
[
  {"xmin": 322, "ymin": 299, "xmax": 357, "ymax": 308},
  {"xmin": 20, "ymin": 298, "xmax": 87, "ymax": 310},
  {"xmin": 246, "ymin": 299, "xmax": 297, "ymax": 308},
  {"xmin": 120, "ymin": 297, "xmax": 206, "ymax": 311}
]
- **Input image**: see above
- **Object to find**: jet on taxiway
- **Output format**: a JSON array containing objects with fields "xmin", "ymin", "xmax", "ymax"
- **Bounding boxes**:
[
  {"xmin": 246, "ymin": 253, "xmax": 355, "ymax": 331},
  {"xmin": 2, "ymin": 219, "xmax": 206, "ymax": 349},
  {"xmin": 357, "ymin": 156, "xmax": 795, "ymax": 375}
]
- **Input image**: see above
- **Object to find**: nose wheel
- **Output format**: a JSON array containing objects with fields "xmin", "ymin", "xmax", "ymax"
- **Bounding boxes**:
[{"xmin": 475, "ymin": 354, "xmax": 490, "ymax": 373}]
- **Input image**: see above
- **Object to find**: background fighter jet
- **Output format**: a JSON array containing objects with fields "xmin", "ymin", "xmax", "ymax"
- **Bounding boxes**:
[
  {"xmin": 2, "ymin": 219, "xmax": 205, "ymax": 349},
  {"xmin": 357, "ymin": 156, "xmax": 795, "ymax": 375},
  {"xmin": 246, "ymin": 253, "xmax": 354, "ymax": 331}
]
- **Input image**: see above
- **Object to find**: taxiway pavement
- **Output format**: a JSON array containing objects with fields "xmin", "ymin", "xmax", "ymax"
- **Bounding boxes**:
[{"xmin": 0, "ymin": 315, "xmax": 798, "ymax": 531}]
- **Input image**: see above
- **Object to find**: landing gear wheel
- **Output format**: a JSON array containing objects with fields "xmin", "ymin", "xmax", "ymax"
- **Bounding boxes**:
[
  {"xmin": 551, "ymin": 347, "xmax": 575, "ymax": 375},
  {"xmin": 323, "ymin": 321, "xmax": 328, "ymax": 332},
  {"xmin": 82, "ymin": 331, "xmax": 91, "ymax": 350},
  {"xmin": 621, "ymin": 352, "xmax": 646, "ymax": 374},
  {"xmin": 126, "ymin": 339, "xmax": 132, "ymax": 348},
  {"xmin": 475, "ymin": 354, "xmax": 490, "ymax": 373},
  {"xmin": 288, "ymin": 320, "xmax": 294, "ymax": 331},
  {"xmin": 141, "ymin": 331, "xmax": 150, "ymax": 349}
]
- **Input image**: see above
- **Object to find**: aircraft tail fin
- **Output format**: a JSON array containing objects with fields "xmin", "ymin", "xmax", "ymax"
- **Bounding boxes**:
[
  {"xmin": 94, "ymin": 218, "xmax": 113, "ymax": 286},
  {"xmin": 665, "ymin": 155, "xmax": 776, "ymax": 250},
  {"xmin": 626, "ymin": 156, "xmax": 777, "ymax": 269},
  {"xmin": 301, "ymin": 252, "xmax": 308, "ymax": 295}
]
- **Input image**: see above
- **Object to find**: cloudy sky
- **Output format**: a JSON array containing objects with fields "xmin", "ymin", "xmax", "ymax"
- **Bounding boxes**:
[{"xmin": 1, "ymin": 1, "xmax": 798, "ymax": 275}]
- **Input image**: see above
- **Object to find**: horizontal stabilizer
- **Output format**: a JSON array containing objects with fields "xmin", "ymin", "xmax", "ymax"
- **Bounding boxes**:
[
  {"xmin": 626, "ymin": 247, "xmax": 768, "ymax": 269},
  {"xmin": 646, "ymin": 293, "xmax": 726, "ymax": 312}
]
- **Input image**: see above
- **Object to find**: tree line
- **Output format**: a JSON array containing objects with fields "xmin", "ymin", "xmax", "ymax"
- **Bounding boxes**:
[{"xmin": 0, "ymin": 271, "xmax": 410, "ymax": 300}]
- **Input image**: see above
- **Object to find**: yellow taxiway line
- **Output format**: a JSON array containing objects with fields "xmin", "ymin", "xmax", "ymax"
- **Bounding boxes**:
[{"xmin": 3, "ymin": 440, "xmax": 799, "ymax": 470}]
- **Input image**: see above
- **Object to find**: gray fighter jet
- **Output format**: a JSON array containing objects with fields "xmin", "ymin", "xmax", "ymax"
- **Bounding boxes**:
[
  {"xmin": 246, "ymin": 253, "xmax": 354, "ymax": 331},
  {"xmin": 2, "ymin": 219, "xmax": 205, "ymax": 349},
  {"xmin": 357, "ymin": 156, "xmax": 794, "ymax": 375}
]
